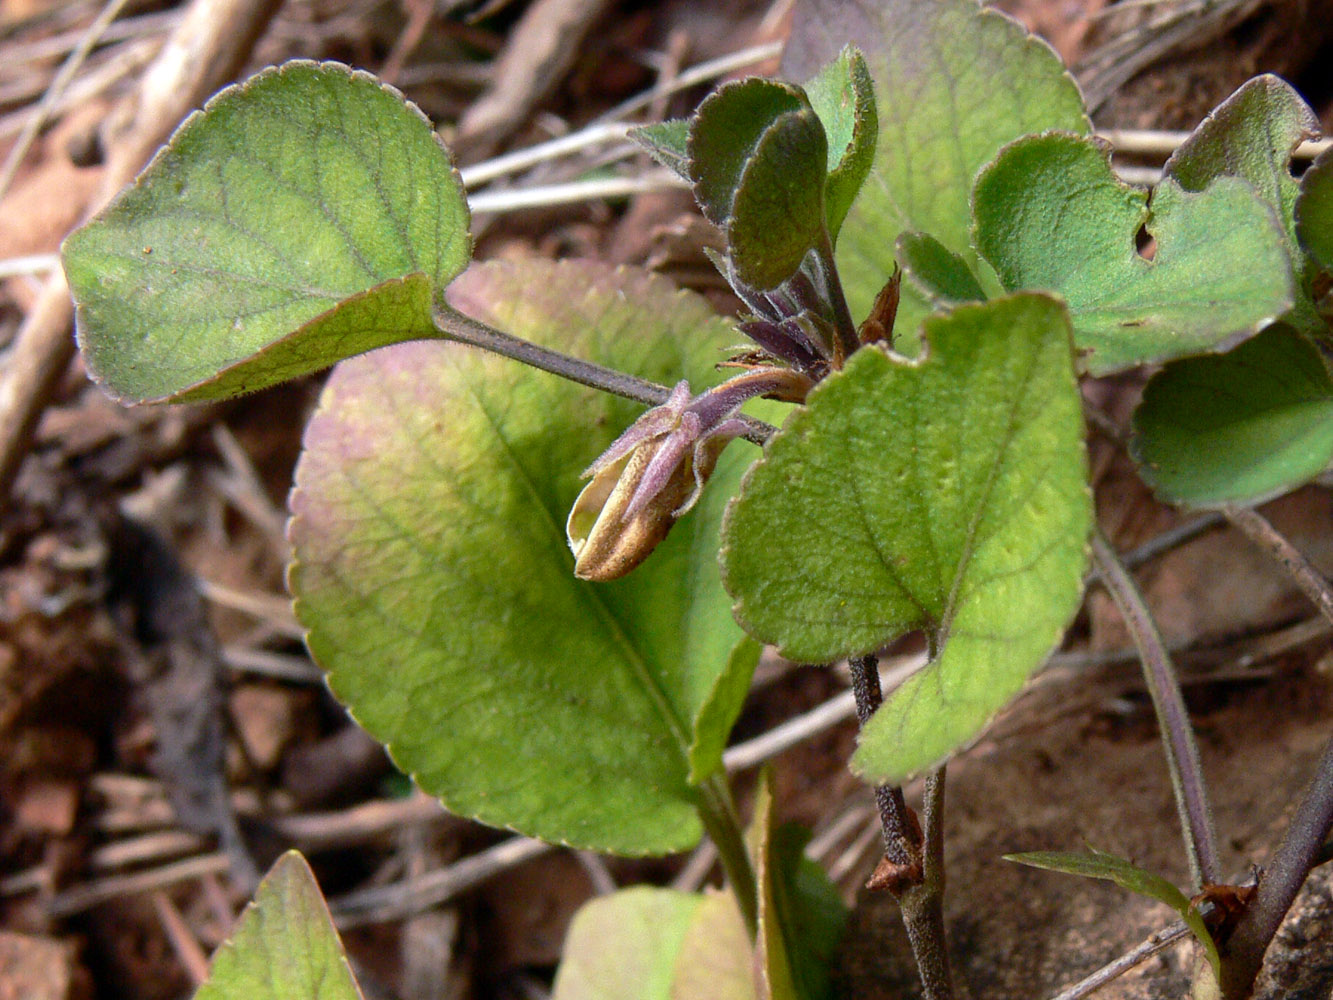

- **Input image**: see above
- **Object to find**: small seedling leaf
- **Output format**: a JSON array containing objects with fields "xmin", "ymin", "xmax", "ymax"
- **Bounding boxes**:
[
  {"xmin": 631, "ymin": 119, "xmax": 691, "ymax": 181},
  {"xmin": 290, "ymin": 260, "xmax": 759, "ymax": 855},
  {"xmin": 63, "ymin": 61, "xmax": 470, "ymax": 403},
  {"xmin": 1164, "ymin": 75, "xmax": 1322, "ymax": 329},
  {"xmin": 896, "ymin": 231, "xmax": 986, "ymax": 308},
  {"xmin": 727, "ymin": 107, "xmax": 829, "ymax": 289},
  {"xmin": 1296, "ymin": 147, "xmax": 1333, "ymax": 274},
  {"xmin": 974, "ymin": 132, "xmax": 1294, "ymax": 373},
  {"xmin": 722, "ymin": 294, "xmax": 1092, "ymax": 784},
  {"xmin": 782, "ymin": 0, "xmax": 1088, "ymax": 336},
  {"xmin": 801, "ymin": 46, "xmax": 878, "ymax": 240},
  {"xmin": 1005, "ymin": 848, "xmax": 1220, "ymax": 979},
  {"xmin": 1131, "ymin": 325, "xmax": 1333, "ymax": 506},
  {"xmin": 687, "ymin": 78, "xmax": 811, "ymax": 228},
  {"xmin": 193, "ymin": 852, "xmax": 362, "ymax": 1000},
  {"xmin": 552, "ymin": 887, "xmax": 705, "ymax": 1000},
  {"xmin": 749, "ymin": 771, "xmax": 846, "ymax": 1000}
]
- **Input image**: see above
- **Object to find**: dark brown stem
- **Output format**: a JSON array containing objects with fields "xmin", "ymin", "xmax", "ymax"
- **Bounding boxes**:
[
  {"xmin": 848, "ymin": 654, "xmax": 958, "ymax": 1000},
  {"xmin": 1091, "ymin": 528, "xmax": 1219, "ymax": 888}
]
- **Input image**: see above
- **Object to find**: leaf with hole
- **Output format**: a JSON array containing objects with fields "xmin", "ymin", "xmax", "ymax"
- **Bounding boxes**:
[
  {"xmin": 193, "ymin": 852, "xmax": 362, "ymax": 1000},
  {"xmin": 974, "ymin": 132, "xmax": 1294, "ymax": 373},
  {"xmin": 721, "ymin": 294, "xmax": 1091, "ymax": 784},
  {"xmin": 1131, "ymin": 325, "xmax": 1333, "ymax": 506},
  {"xmin": 1005, "ymin": 848, "xmax": 1220, "ymax": 979},
  {"xmin": 63, "ymin": 61, "xmax": 470, "ymax": 403},
  {"xmin": 1164, "ymin": 75, "xmax": 1323, "ymax": 330},
  {"xmin": 290, "ymin": 259, "xmax": 761, "ymax": 854},
  {"xmin": 782, "ymin": 0, "xmax": 1088, "ymax": 337}
]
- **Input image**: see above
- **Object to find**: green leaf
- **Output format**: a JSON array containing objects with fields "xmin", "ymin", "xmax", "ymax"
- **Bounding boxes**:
[
  {"xmin": 690, "ymin": 636, "xmax": 761, "ymax": 784},
  {"xmin": 1164, "ymin": 75, "xmax": 1322, "ymax": 329},
  {"xmin": 193, "ymin": 852, "xmax": 362, "ymax": 1000},
  {"xmin": 670, "ymin": 890, "xmax": 757, "ymax": 1000},
  {"xmin": 1005, "ymin": 848, "xmax": 1220, "ymax": 979},
  {"xmin": 687, "ymin": 78, "xmax": 829, "ymax": 290},
  {"xmin": 63, "ymin": 60, "xmax": 470, "ymax": 403},
  {"xmin": 728, "ymin": 109, "xmax": 829, "ymax": 289},
  {"xmin": 721, "ymin": 294, "xmax": 1091, "ymax": 784},
  {"xmin": 974, "ymin": 132, "xmax": 1294, "ymax": 374},
  {"xmin": 1297, "ymin": 147, "xmax": 1333, "ymax": 274},
  {"xmin": 1131, "ymin": 325, "xmax": 1333, "ymax": 506},
  {"xmin": 896, "ymin": 232, "xmax": 986, "ymax": 308},
  {"xmin": 552, "ymin": 887, "xmax": 704, "ymax": 1000},
  {"xmin": 801, "ymin": 46, "xmax": 878, "ymax": 240},
  {"xmin": 748, "ymin": 771, "xmax": 845, "ymax": 1000},
  {"xmin": 781, "ymin": 0, "xmax": 1089, "ymax": 334},
  {"xmin": 290, "ymin": 259, "xmax": 757, "ymax": 854},
  {"xmin": 631, "ymin": 119, "xmax": 691, "ymax": 181}
]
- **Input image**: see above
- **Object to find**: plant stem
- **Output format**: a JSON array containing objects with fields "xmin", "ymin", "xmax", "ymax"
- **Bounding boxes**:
[
  {"xmin": 1217, "ymin": 735, "xmax": 1333, "ymax": 997},
  {"xmin": 432, "ymin": 306, "xmax": 777, "ymax": 446},
  {"xmin": 1213, "ymin": 505, "xmax": 1333, "ymax": 998},
  {"xmin": 1090, "ymin": 527, "xmax": 1219, "ymax": 889},
  {"xmin": 897, "ymin": 768, "xmax": 959, "ymax": 1000},
  {"xmin": 814, "ymin": 233, "xmax": 861, "ymax": 363},
  {"xmin": 848, "ymin": 654, "xmax": 958, "ymax": 1000},
  {"xmin": 697, "ymin": 771, "xmax": 759, "ymax": 937}
]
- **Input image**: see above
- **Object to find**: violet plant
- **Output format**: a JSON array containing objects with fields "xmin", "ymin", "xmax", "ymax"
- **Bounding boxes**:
[{"xmin": 58, "ymin": 0, "xmax": 1333, "ymax": 996}]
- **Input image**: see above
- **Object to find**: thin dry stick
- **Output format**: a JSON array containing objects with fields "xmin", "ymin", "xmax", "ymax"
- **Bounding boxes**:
[
  {"xmin": 1047, "ymin": 923, "xmax": 1191, "ymax": 1000},
  {"xmin": 0, "ymin": 0, "xmax": 133, "ymax": 201},
  {"xmin": 151, "ymin": 889, "xmax": 210, "ymax": 985},
  {"xmin": 1091, "ymin": 527, "xmax": 1220, "ymax": 889},
  {"xmin": 0, "ymin": 0, "xmax": 282, "ymax": 508}
]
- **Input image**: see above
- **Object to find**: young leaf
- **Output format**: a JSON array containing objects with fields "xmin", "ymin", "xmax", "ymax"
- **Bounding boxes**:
[
  {"xmin": 1164, "ymin": 75, "xmax": 1323, "ymax": 329},
  {"xmin": 781, "ymin": 0, "xmax": 1089, "ymax": 332},
  {"xmin": 631, "ymin": 119, "xmax": 691, "ymax": 181},
  {"xmin": 1005, "ymin": 848, "xmax": 1221, "ymax": 979},
  {"xmin": 552, "ymin": 887, "xmax": 705, "ymax": 1000},
  {"xmin": 290, "ymin": 259, "xmax": 759, "ymax": 855},
  {"xmin": 721, "ymin": 294, "xmax": 1091, "ymax": 784},
  {"xmin": 896, "ymin": 232, "xmax": 986, "ymax": 308},
  {"xmin": 688, "ymin": 79, "xmax": 829, "ymax": 290},
  {"xmin": 1296, "ymin": 147, "xmax": 1333, "ymax": 274},
  {"xmin": 801, "ymin": 46, "xmax": 878, "ymax": 241},
  {"xmin": 63, "ymin": 61, "xmax": 470, "ymax": 403},
  {"xmin": 193, "ymin": 851, "xmax": 362, "ymax": 1000},
  {"xmin": 690, "ymin": 637, "xmax": 762, "ymax": 784},
  {"xmin": 1131, "ymin": 325, "xmax": 1333, "ymax": 506},
  {"xmin": 749, "ymin": 772, "xmax": 846, "ymax": 1000},
  {"xmin": 974, "ymin": 132, "xmax": 1294, "ymax": 374}
]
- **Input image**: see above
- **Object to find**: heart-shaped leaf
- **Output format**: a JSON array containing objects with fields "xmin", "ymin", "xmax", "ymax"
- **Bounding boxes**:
[
  {"xmin": 63, "ymin": 61, "xmax": 470, "ymax": 403},
  {"xmin": 193, "ymin": 852, "xmax": 362, "ymax": 1000},
  {"xmin": 552, "ymin": 887, "xmax": 706, "ymax": 1000},
  {"xmin": 688, "ymin": 79, "xmax": 829, "ymax": 290},
  {"xmin": 1297, "ymin": 147, "xmax": 1333, "ymax": 274},
  {"xmin": 1131, "ymin": 325, "xmax": 1333, "ymax": 506},
  {"xmin": 782, "ymin": 0, "xmax": 1089, "ymax": 334},
  {"xmin": 801, "ymin": 46, "xmax": 877, "ymax": 241},
  {"xmin": 1164, "ymin": 75, "xmax": 1323, "ymax": 330},
  {"xmin": 974, "ymin": 132, "xmax": 1294, "ymax": 374},
  {"xmin": 721, "ymin": 294, "xmax": 1091, "ymax": 783},
  {"xmin": 290, "ymin": 259, "xmax": 760, "ymax": 854},
  {"xmin": 1005, "ymin": 848, "xmax": 1220, "ymax": 979}
]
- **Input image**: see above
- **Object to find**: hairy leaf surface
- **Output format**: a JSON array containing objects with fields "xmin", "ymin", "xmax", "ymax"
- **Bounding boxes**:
[
  {"xmin": 291, "ymin": 259, "xmax": 758, "ymax": 854},
  {"xmin": 64, "ymin": 61, "xmax": 469, "ymax": 402},
  {"xmin": 722, "ymin": 295, "xmax": 1091, "ymax": 783},
  {"xmin": 974, "ymin": 133, "xmax": 1293, "ymax": 373}
]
